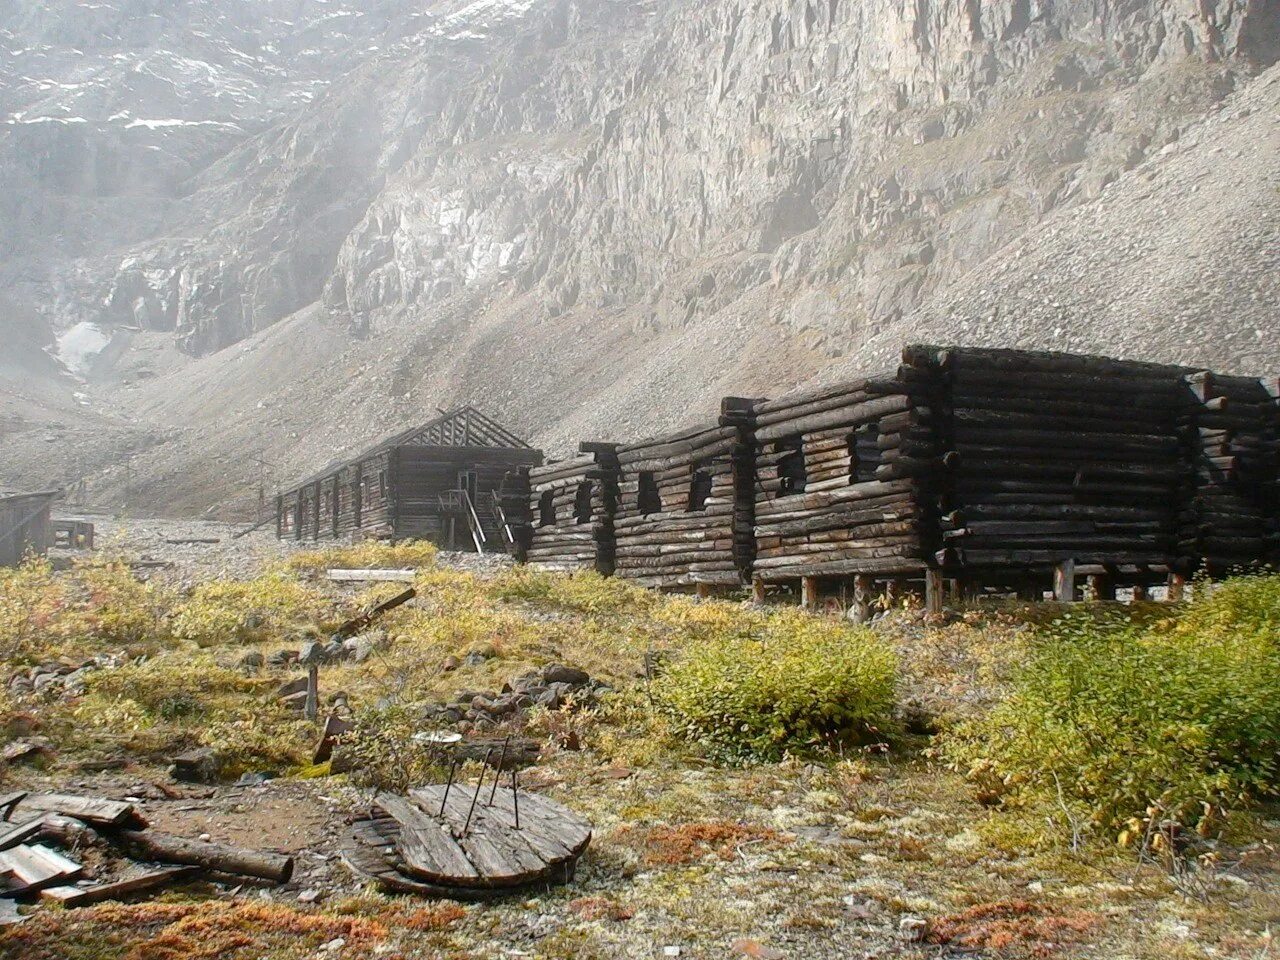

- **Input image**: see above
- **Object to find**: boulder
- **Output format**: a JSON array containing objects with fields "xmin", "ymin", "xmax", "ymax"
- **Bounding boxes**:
[
  {"xmin": 171, "ymin": 747, "xmax": 219, "ymax": 783},
  {"xmin": 298, "ymin": 640, "xmax": 326, "ymax": 665},
  {"xmin": 239, "ymin": 651, "xmax": 266, "ymax": 671},
  {"xmin": 541, "ymin": 664, "xmax": 590, "ymax": 686}
]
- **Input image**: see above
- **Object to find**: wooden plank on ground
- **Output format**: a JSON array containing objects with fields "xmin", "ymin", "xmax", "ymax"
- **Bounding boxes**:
[
  {"xmin": 0, "ymin": 820, "xmax": 44, "ymax": 853},
  {"xmin": 17, "ymin": 795, "xmax": 146, "ymax": 829},
  {"xmin": 39, "ymin": 866, "xmax": 198, "ymax": 907},
  {"xmin": 0, "ymin": 843, "xmax": 82, "ymax": 895},
  {"xmin": 327, "ymin": 569, "xmax": 418, "ymax": 582}
]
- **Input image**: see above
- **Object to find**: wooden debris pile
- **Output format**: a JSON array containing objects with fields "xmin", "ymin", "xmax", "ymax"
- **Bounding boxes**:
[
  {"xmin": 1182, "ymin": 370, "xmax": 1280, "ymax": 576},
  {"xmin": 514, "ymin": 443, "xmax": 620, "ymax": 575},
  {"xmin": 0, "ymin": 791, "xmax": 293, "ymax": 917},
  {"xmin": 612, "ymin": 400, "xmax": 757, "ymax": 590}
]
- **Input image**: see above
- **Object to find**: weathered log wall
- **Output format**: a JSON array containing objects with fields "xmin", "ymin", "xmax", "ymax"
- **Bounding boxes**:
[
  {"xmin": 750, "ymin": 367, "xmax": 938, "ymax": 582},
  {"xmin": 612, "ymin": 401, "xmax": 756, "ymax": 589},
  {"xmin": 911, "ymin": 345, "xmax": 1193, "ymax": 575},
  {"xmin": 393, "ymin": 446, "xmax": 543, "ymax": 546},
  {"xmin": 515, "ymin": 444, "xmax": 621, "ymax": 575},
  {"xmin": 1182, "ymin": 371, "xmax": 1280, "ymax": 575}
]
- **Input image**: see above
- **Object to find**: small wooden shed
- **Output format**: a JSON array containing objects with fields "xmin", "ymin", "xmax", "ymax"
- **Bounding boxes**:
[
  {"xmin": 276, "ymin": 407, "xmax": 543, "ymax": 551},
  {"xmin": 514, "ymin": 443, "xmax": 621, "ymax": 575},
  {"xmin": 0, "ymin": 490, "xmax": 58, "ymax": 567},
  {"xmin": 611, "ymin": 400, "xmax": 757, "ymax": 590}
]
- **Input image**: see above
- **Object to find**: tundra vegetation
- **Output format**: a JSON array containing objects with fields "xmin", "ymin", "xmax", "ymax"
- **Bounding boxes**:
[{"xmin": 0, "ymin": 543, "xmax": 1277, "ymax": 959}]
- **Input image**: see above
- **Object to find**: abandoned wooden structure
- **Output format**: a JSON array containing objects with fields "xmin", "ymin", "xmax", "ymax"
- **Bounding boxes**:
[
  {"xmin": 611, "ymin": 400, "xmax": 757, "ymax": 590},
  {"xmin": 0, "ymin": 490, "xmax": 58, "ymax": 567},
  {"xmin": 275, "ymin": 407, "xmax": 543, "ymax": 551},
  {"xmin": 498, "ymin": 344, "xmax": 1277, "ymax": 610},
  {"xmin": 52, "ymin": 520, "xmax": 95, "ymax": 551},
  {"xmin": 921, "ymin": 346, "xmax": 1204, "ymax": 605},
  {"xmin": 513, "ymin": 444, "xmax": 621, "ymax": 575},
  {"xmin": 751, "ymin": 345, "xmax": 1279, "ymax": 610}
]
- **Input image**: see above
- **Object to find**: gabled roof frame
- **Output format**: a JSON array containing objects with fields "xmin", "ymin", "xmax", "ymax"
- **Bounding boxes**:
[{"xmin": 282, "ymin": 406, "xmax": 533, "ymax": 497}]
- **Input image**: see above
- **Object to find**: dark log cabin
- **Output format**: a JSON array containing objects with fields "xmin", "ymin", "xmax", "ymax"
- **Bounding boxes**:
[
  {"xmin": 612, "ymin": 400, "xmax": 757, "ymax": 592},
  {"xmin": 276, "ymin": 407, "xmax": 543, "ymax": 551},
  {"xmin": 513, "ymin": 443, "xmax": 621, "ymax": 575},
  {"xmin": 752, "ymin": 345, "xmax": 1280, "ymax": 611}
]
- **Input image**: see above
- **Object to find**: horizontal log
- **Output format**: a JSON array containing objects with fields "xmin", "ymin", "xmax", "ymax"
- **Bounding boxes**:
[{"xmin": 756, "ymin": 395, "xmax": 914, "ymax": 443}]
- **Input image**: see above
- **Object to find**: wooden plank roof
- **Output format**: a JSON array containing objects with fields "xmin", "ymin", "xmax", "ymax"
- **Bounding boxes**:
[{"xmin": 281, "ymin": 406, "xmax": 533, "ymax": 496}]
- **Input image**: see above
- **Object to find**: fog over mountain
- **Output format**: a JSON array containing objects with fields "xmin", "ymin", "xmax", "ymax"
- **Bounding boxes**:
[{"xmin": 1, "ymin": 0, "xmax": 1278, "ymax": 516}]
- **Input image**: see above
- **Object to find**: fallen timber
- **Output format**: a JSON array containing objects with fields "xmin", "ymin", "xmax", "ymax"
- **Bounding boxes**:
[{"xmin": 0, "ymin": 794, "xmax": 293, "ymax": 908}]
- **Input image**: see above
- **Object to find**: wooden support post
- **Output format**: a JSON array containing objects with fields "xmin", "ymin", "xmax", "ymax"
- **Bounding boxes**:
[
  {"xmin": 1016, "ymin": 582, "xmax": 1040, "ymax": 601},
  {"xmin": 925, "ymin": 569, "xmax": 945, "ymax": 616},
  {"xmin": 884, "ymin": 578, "xmax": 904, "ymax": 608},
  {"xmin": 304, "ymin": 665, "xmax": 318, "ymax": 722},
  {"xmin": 1087, "ymin": 574, "xmax": 1116, "ymax": 602},
  {"xmin": 1166, "ymin": 572, "xmax": 1187, "ymax": 602},
  {"xmin": 850, "ymin": 575, "xmax": 873, "ymax": 624},
  {"xmin": 751, "ymin": 577, "xmax": 766, "ymax": 604},
  {"xmin": 1053, "ymin": 560, "xmax": 1076, "ymax": 603},
  {"xmin": 800, "ymin": 576, "xmax": 818, "ymax": 611},
  {"xmin": 695, "ymin": 583, "xmax": 712, "ymax": 600},
  {"xmin": 1131, "ymin": 584, "xmax": 1149, "ymax": 602}
]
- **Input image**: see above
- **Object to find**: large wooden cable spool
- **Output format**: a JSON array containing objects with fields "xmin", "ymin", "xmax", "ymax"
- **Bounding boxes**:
[{"xmin": 342, "ymin": 783, "xmax": 591, "ymax": 897}]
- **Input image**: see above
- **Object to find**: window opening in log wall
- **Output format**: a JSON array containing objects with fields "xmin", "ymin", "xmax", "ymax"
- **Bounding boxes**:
[
  {"xmin": 574, "ymin": 481, "xmax": 594, "ymax": 523},
  {"xmin": 539, "ymin": 490, "xmax": 556, "ymax": 527},
  {"xmin": 688, "ymin": 465, "xmax": 713, "ymax": 511},
  {"xmin": 846, "ymin": 432, "xmax": 860, "ymax": 485},
  {"xmin": 638, "ymin": 471, "xmax": 661, "ymax": 515},
  {"xmin": 775, "ymin": 437, "xmax": 806, "ymax": 496}
]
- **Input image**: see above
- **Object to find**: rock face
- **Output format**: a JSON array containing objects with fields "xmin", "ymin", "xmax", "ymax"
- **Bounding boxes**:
[{"xmin": 1, "ymin": 1, "xmax": 1278, "ymax": 512}]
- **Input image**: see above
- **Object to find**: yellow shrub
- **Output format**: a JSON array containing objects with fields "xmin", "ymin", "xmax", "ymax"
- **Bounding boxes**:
[
  {"xmin": 73, "ymin": 556, "xmax": 175, "ymax": 648},
  {"xmin": 0, "ymin": 557, "xmax": 76, "ymax": 663},
  {"xmin": 171, "ymin": 573, "xmax": 335, "ymax": 647},
  {"xmin": 489, "ymin": 567, "xmax": 659, "ymax": 616}
]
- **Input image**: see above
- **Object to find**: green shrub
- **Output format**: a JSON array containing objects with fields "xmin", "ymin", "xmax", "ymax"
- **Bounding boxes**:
[
  {"xmin": 945, "ymin": 577, "xmax": 1280, "ymax": 845},
  {"xmin": 651, "ymin": 610, "xmax": 897, "ymax": 762},
  {"xmin": 171, "ymin": 573, "xmax": 334, "ymax": 647},
  {"xmin": 338, "ymin": 705, "xmax": 449, "ymax": 792}
]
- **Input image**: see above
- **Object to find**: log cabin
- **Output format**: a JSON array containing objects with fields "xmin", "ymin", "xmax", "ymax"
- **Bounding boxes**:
[{"xmin": 275, "ymin": 407, "xmax": 543, "ymax": 551}]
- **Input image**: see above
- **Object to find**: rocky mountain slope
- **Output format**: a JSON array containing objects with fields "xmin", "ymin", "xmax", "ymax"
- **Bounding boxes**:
[{"xmin": 1, "ymin": 0, "xmax": 1277, "ymax": 516}]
